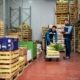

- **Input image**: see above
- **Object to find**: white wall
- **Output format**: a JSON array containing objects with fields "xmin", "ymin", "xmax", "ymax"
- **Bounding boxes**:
[
  {"xmin": 31, "ymin": 0, "xmax": 56, "ymax": 40},
  {"xmin": 6, "ymin": 0, "xmax": 56, "ymax": 40}
]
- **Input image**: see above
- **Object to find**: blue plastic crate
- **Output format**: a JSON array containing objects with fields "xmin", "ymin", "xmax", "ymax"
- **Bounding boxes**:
[{"xmin": 0, "ymin": 37, "xmax": 19, "ymax": 51}]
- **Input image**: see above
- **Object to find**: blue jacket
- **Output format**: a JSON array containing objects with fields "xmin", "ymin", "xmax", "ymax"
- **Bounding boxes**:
[
  {"xmin": 64, "ymin": 25, "xmax": 73, "ymax": 40},
  {"xmin": 45, "ymin": 29, "xmax": 58, "ymax": 44}
]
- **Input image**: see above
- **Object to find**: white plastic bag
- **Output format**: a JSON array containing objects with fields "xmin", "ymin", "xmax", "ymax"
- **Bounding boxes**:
[{"xmin": 27, "ymin": 49, "xmax": 32, "ymax": 61}]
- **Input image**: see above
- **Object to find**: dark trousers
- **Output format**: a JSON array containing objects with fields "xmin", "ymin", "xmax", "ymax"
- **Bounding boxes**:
[{"xmin": 64, "ymin": 39, "xmax": 71, "ymax": 58}]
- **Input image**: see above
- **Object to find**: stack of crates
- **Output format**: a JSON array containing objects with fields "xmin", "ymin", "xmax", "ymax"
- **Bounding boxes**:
[
  {"xmin": 56, "ymin": 1, "xmax": 69, "ymax": 24},
  {"xmin": 69, "ymin": 1, "xmax": 77, "ymax": 24},
  {"xmin": 19, "ymin": 41, "xmax": 32, "ymax": 61},
  {"xmin": 57, "ymin": 24, "xmax": 65, "ymax": 47},
  {"xmin": 56, "ymin": 14, "xmax": 68, "ymax": 24},
  {"xmin": 19, "ymin": 41, "xmax": 37, "ymax": 60},
  {"xmin": 0, "ymin": 36, "xmax": 19, "ymax": 80},
  {"xmin": 0, "ymin": 21, "xmax": 5, "ymax": 36},
  {"xmin": 19, "ymin": 47, "xmax": 27, "ymax": 72},
  {"xmin": 19, "ymin": 23, "xmax": 32, "ymax": 41},
  {"xmin": 57, "ymin": 0, "xmax": 68, "ymax": 3},
  {"xmin": 77, "ymin": 27, "xmax": 80, "ymax": 52},
  {"xmin": 56, "ymin": 0, "xmax": 78, "ymax": 24},
  {"xmin": 41, "ymin": 27, "xmax": 48, "ymax": 50},
  {"xmin": 56, "ymin": 3, "xmax": 69, "ymax": 13},
  {"xmin": 41, "ymin": 27, "xmax": 48, "ymax": 38}
]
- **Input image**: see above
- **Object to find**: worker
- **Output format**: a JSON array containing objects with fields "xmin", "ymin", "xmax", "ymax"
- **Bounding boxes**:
[
  {"xmin": 61, "ymin": 19, "xmax": 73, "ymax": 60},
  {"xmin": 45, "ymin": 25, "xmax": 58, "ymax": 45}
]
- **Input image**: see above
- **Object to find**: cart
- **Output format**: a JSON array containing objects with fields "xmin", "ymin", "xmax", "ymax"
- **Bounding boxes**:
[{"xmin": 45, "ymin": 42, "xmax": 60, "ymax": 61}]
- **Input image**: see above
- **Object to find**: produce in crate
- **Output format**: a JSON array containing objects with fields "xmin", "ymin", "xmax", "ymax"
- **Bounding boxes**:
[
  {"xmin": 47, "ymin": 43, "xmax": 64, "ymax": 57},
  {"xmin": 47, "ymin": 43, "xmax": 65, "ymax": 51}
]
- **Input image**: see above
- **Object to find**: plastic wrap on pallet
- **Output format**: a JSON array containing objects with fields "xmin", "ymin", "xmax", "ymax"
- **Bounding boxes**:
[
  {"xmin": 27, "ymin": 50, "xmax": 32, "ymax": 61},
  {"xmin": 0, "ymin": 37, "xmax": 19, "ymax": 51}
]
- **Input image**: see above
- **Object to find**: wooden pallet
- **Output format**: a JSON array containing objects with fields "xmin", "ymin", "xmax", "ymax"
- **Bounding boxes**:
[
  {"xmin": 19, "ymin": 57, "xmax": 25, "ymax": 74},
  {"xmin": 0, "ymin": 61, "xmax": 19, "ymax": 73},
  {"xmin": 0, "ymin": 50, "xmax": 19, "ymax": 80},
  {"xmin": 0, "ymin": 60, "xmax": 19, "ymax": 69},
  {"xmin": 0, "ymin": 53, "xmax": 19, "ymax": 60},
  {"xmin": 0, "ymin": 69, "xmax": 19, "ymax": 80}
]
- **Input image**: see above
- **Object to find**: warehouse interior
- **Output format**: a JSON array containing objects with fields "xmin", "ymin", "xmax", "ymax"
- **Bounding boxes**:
[{"xmin": 0, "ymin": 0, "xmax": 80, "ymax": 80}]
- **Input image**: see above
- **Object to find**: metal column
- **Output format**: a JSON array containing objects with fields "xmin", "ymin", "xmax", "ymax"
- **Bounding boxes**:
[
  {"xmin": 30, "ymin": 6, "xmax": 31, "ymax": 26},
  {"xmin": 19, "ymin": 7, "xmax": 22, "ymax": 25},
  {"xmin": 3, "ymin": 0, "xmax": 6, "ymax": 35}
]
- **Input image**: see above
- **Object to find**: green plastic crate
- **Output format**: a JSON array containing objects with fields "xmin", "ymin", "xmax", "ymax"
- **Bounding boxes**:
[
  {"xmin": 26, "ymin": 41, "xmax": 37, "ymax": 59},
  {"xmin": 19, "ymin": 41, "xmax": 27, "ymax": 48}
]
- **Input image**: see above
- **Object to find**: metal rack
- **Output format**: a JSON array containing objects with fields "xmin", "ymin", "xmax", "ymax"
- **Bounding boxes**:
[
  {"xmin": 0, "ymin": 0, "xmax": 32, "ymax": 33},
  {"xmin": 9, "ymin": 0, "xmax": 31, "ymax": 28},
  {"xmin": 9, "ymin": 7, "xmax": 31, "ymax": 28}
]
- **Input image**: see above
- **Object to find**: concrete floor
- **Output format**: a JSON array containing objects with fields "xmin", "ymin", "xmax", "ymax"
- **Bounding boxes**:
[{"xmin": 18, "ymin": 52, "xmax": 80, "ymax": 80}]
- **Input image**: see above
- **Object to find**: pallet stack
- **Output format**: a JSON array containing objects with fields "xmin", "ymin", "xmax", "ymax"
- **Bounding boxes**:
[
  {"xmin": 56, "ymin": 3, "xmax": 69, "ymax": 13},
  {"xmin": 57, "ymin": 24, "xmax": 64, "ymax": 46},
  {"xmin": 0, "ymin": 36, "xmax": 19, "ymax": 80},
  {"xmin": 19, "ymin": 23, "xmax": 32, "ymax": 41},
  {"xmin": 41, "ymin": 27, "xmax": 48, "ymax": 38},
  {"xmin": 56, "ymin": 0, "xmax": 78, "ymax": 24},
  {"xmin": 69, "ymin": 0, "xmax": 78, "ymax": 24},
  {"xmin": 69, "ymin": 2, "xmax": 75, "ymax": 24},
  {"xmin": 56, "ymin": 0, "xmax": 69, "ymax": 50},
  {"xmin": 56, "ymin": 0, "xmax": 78, "ymax": 52},
  {"xmin": 19, "ymin": 47, "xmax": 27, "ymax": 73},
  {"xmin": 56, "ymin": 14, "xmax": 68, "ymax": 24},
  {"xmin": 56, "ymin": 1, "xmax": 69, "ymax": 24},
  {"xmin": 75, "ymin": 26, "xmax": 80, "ymax": 52},
  {"xmin": 0, "ymin": 21, "xmax": 5, "ymax": 36},
  {"xmin": 77, "ymin": 28, "xmax": 80, "ymax": 52},
  {"xmin": 69, "ymin": 0, "xmax": 78, "ymax": 51}
]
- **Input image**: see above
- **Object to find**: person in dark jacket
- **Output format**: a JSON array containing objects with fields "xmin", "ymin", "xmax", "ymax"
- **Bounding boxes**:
[
  {"xmin": 45, "ymin": 25, "xmax": 58, "ymax": 45},
  {"xmin": 62, "ymin": 19, "xmax": 73, "ymax": 59}
]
